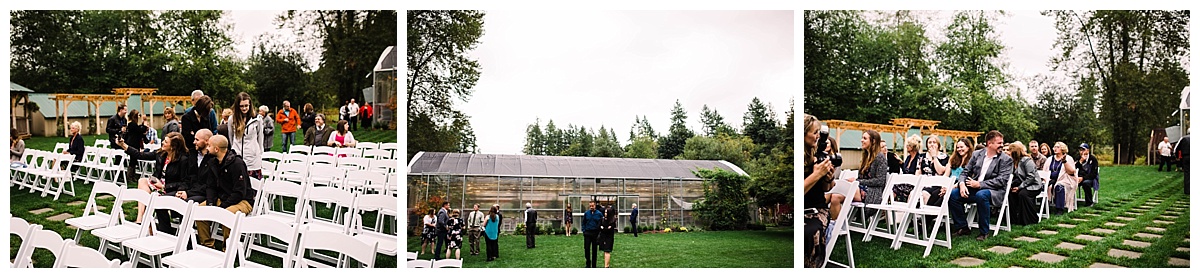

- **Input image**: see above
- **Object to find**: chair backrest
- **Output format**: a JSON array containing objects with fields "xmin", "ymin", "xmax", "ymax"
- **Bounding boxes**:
[
  {"xmin": 917, "ymin": 175, "xmax": 957, "ymax": 209},
  {"xmin": 351, "ymin": 194, "xmax": 399, "ymax": 234},
  {"xmin": 336, "ymin": 157, "xmax": 369, "ymax": 171},
  {"xmin": 94, "ymin": 140, "xmax": 111, "ymax": 149},
  {"xmin": 407, "ymin": 259, "xmax": 431, "ymax": 268},
  {"xmin": 231, "ymin": 216, "xmax": 300, "ymax": 268},
  {"xmin": 362, "ymin": 149, "xmax": 392, "ymax": 160},
  {"xmin": 10, "ymin": 218, "xmax": 39, "ymax": 268},
  {"xmin": 53, "ymin": 143, "xmax": 69, "ymax": 154},
  {"xmin": 82, "ymin": 182, "xmax": 123, "ymax": 219},
  {"xmin": 839, "ymin": 170, "xmax": 859, "ymax": 181},
  {"xmin": 108, "ymin": 188, "xmax": 155, "ymax": 227},
  {"xmin": 308, "ymin": 155, "xmax": 336, "ymax": 166},
  {"xmin": 262, "ymin": 151, "xmax": 284, "ymax": 163},
  {"xmin": 303, "ymin": 186, "xmax": 356, "ymax": 228},
  {"xmin": 379, "ymin": 143, "xmax": 399, "ymax": 152},
  {"xmin": 355, "ymin": 142, "xmax": 379, "ymax": 150},
  {"xmin": 823, "ymin": 180, "xmax": 859, "ymax": 267},
  {"xmin": 882, "ymin": 173, "xmax": 922, "ymax": 205},
  {"xmin": 147, "ymin": 196, "xmax": 193, "ymax": 237},
  {"xmin": 432, "ymin": 259, "xmax": 462, "ymax": 268},
  {"xmin": 344, "ymin": 171, "xmax": 387, "ymax": 193},
  {"xmin": 282, "ymin": 153, "xmax": 309, "ymax": 165},
  {"xmin": 306, "ymin": 165, "xmax": 345, "ymax": 186},
  {"xmin": 22, "ymin": 229, "xmax": 68, "ymax": 268},
  {"xmin": 312, "ymin": 146, "xmax": 336, "ymax": 156},
  {"xmin": 1037, "ymin": 170, "xmax": 1051, "ymax": 187},
  {"xmin": 54, "ymin": 240, "xmax": 122, "ymax": 268},
  {"xmin": 256, "ymin": 180, "xmax": 308, "ymax": 222},
  {"xmin": 289, "ymin": 145, "xmax": 311, "ymax": 155},
  {"xmin": 336, "ymin": 147, "xmax": 361, "ymax": 158},
  {"xmin": 295, "ymin": 226, "xmax": 377, "ymax": 268},
  {"xmin": 180, "ymin": 204, "xmax": 244, "ymax": 255},
  {"xmin": 367, "ymin": 159, "xmax": 395, "ymax": 174}
]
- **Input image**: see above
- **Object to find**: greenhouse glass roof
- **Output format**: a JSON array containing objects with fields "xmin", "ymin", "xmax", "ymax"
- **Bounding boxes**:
[{"xmin": 408, "ymin": 152, "xmax": 747, "ymax": 180}]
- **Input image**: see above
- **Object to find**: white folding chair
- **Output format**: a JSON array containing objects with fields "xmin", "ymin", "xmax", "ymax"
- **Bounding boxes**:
[
  {"xmin": 336, "ymin": 147, "xmax": 362, "ymax": 158},
  {"xmin": 94, "ymin": 140, "xmax": 111, "ymax": 149},
  {"xmin": 11, "ymin": 149, "xmax": 39, "ymax": 186},
  {"xmin": 39, "ymin": 153, "xmax": 77, "ymax": 200},
  {"xmin": 246, "ymin": 180, "xmax": 307, "ymax": 256},
  {"xmin": 18, "ymin": 150, "xmax": 52, "ymax": 192},
  {"xmin": 289, "ymin": 145, "xmax": 312, "ymax": 156},
  {"xmin": 10, "ymin": 218, "xmax": 40, "ymax": 268},
  {"xmin": 53, "ymin": 142, "xmax": 69, "ymax": 154},
  {"xmin": 306, "ymin": 165, "xmax": 345, "ymax": 188},
  {"xmin": 312, "ymin": 146, "xmax": 336, "ymax": 156},
  {"xmin": 407, "ymin": 259, "xmax": 431, "ymax": 268},
  {"xmin": 54, "ymin": 240, "xmax": 123, "ymax": 268},
  {"xmin": 406, "ymin": 252, "xmax": 418, "ymax": 261},
  {"xmin": 161, "ymin": 205, "xmax": 244, "ymax": 268},
  {"xmin": 74, "ymin": 148, "xmax": 101, "ymax": 182},
  {"xmin": 123, "ymin": 196, "xmax": 193, "ymax": 268},
  {"xmin": 262, "ymin": 151, "xmax": 284, "ymax": 163},
  {"xmin": 294, "ymin": 225, "xmax": 378, "ymax": 268},
  {"xmin": 92, "ymin": 188, "xmax": 155, "ymax": 257},
  {"xmin": 281, "ymin": 153, "xmax": 309, "ymax": 165},
  {"xmin": 301, "ymin": 186, "xmax": 356, "ymax": 233},
  {"xmin": 308, "ymin": 155, "xmax": 336, "ymax": 167},
  {"xmin": 1036, "ymin": 170, "xmax": 1051, "ymax": 219},
  {"xmin": 966, "ymin": 174, "xmax": 1014, "ymax": 236},
  {"xmin": 362, "ymin": 149, "xmax": 393, "ymax": 160},
  {"xmin": 98, "ymin": 151, "xmax": 128, "ymax": 185},
  {"xmin": 379, "ymin": 143, "xmax": 399, "ymax": 156},
  {"xmin": 891, "ymin": 175, "xmax": 956, "ymax": 257},
  {"xmin": 65, "ymin": 181, "xmax": 124, "ymax": 242},
  {"xmin": 231, "ymin": 216, "xmax": 302, "ymax": 268},
  {"xmin": 344, "ymin": 171, "xmax": 388, "ymax": 195},
  {"xmin": 349, "ymin": 194, "xmax": 398, "ymax": 257},
  {"xmin": 823, "ymin": 180, "xmax": 859, "ymax": 268},
  {"xmin": 863, "ymin": 174, "xmax": 922, "ymax": 243},
  {"xmin": 336, "ymin": 156, "xmax": 369, "ymax": 172},
  {"xmin": 367, "ymin": 159, "xmax": 396, "ymax": 175},
  {"xmin": 83, "ymin": 149, "xmax": 112, "ymax": 183},
  {"xmin": 432, "ymin": 259, "xmax": 463, "ymax": 268},
  {"xmin": 355, "ymin": 142, "xmax": 379, "ymax": 150},
  {"xmin": 839, "ymin": 170, "xmax": 859, "ymax": 181},
  {"xmin": 274, "ymin": 162, "xmax": 309, "ymax": 185}
]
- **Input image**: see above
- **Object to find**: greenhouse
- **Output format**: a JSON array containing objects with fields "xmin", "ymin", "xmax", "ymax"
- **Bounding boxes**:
[{"xmin": 406, "ymin": 151, "xmax": 748, "ymax": 232}]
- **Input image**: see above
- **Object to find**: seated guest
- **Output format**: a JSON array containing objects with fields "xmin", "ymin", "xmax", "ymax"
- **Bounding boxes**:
[
  {"xmin": 195, "ymin": 135, "xmax": 256, "ymax": 249},
  {"xmin": 892, "ymin": 135, "xmax": 924, "ymax": 202},
  {"xmin": 949, "ymin": 130, "xmax": 1012, "ymax": 240},
  {"xmin": 1043, "ymin": 142, "xmax": 1078, "ymax": 214},
  {"xmin": 847, "ymin": 130, "xmax": 888, "ymax": 209},
  {"xmin": 916, "ymin": 135, "xmax": 950, "ymax": 206},
  {"xmin": 184, "ymin": 129, "xmax": 214, "ymax": 204},
  {"xmin": 115, "ymin": 132, "xmax": 193, "ymax": 228},
  {"xmin": 803, "ymin": 114, "xmax": 834, "ymax": 268},
  {"xmin": 1076, "ymin": 143, "xmax": 1099, "ymax": 207},
  {"xmin": 304, "ymin": 113, "xmax": 334, "ymax": 146},
  {"xmin": 1007, "ymin": 142, "xmax": 1043, "ymax": 225},
  {"xmin": 1029, "ymin": 140, "xmax": 1047, "ymax": 169},
  {"xmin": 62, "ymin": 122, "xmax": 86, "ymax": 171},
  {"xmin": 1038, "ymin": 143, "xmax": 1052, "ymax": 164},
  {"xmin": 11, "ymin": 129, "xmax": 26, "ymax": 167},
  {"xmin": 327, "ymin": 119, "xmax": 357, "ymax": 148},
  {"xmin": 947, "ymin": 138, "xmax": 974, "ymax": 179}
]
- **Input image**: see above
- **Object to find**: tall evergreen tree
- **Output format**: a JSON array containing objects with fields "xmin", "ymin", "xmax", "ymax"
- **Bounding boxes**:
[{"xmin": 658, "ymin": 100, "xmax": 695, "ymax": 159}]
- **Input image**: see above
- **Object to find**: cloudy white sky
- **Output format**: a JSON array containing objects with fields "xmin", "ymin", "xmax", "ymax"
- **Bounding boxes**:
[
  {"xmin": 460, "ymin": 10, "xmax": 795, "ymax": 155},
  {"xmin": 224, "ymin": 10, "xmax": 320, "ymax": 67}
]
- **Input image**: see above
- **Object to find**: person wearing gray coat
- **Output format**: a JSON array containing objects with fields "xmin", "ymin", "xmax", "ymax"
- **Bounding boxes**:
[
  {"xmin": 949, "ymin": 130, "xmax": 1012, "ymax": 240},
  {"xmin": 258, "ymin": 106, "xmax": 275, "ymax": 152},
  {"xmin": 1007, "ymin": 142, "xmax": 1043, "ymax": 225}
]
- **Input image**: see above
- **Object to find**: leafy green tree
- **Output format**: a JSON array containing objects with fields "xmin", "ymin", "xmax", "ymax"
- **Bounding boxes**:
[
  {"xmin": 281, "ymin": 10, "xmax": 397, "ymax": 104},
  {"xmin": 658, "ymin": 100, "xmax": 694, "ymax": 159},
  {"xmin": 590, "ymin": 125, "xmax": 624, "ymax": 157},
  {"xmin": 742, "ymin": 98, "xmax": 782, "ymax": 153},
  {"xmin": 562, "ymin": 126, "xmax": 593, "ymax": 157},
  {"xmin": 677, "ymin": 135, "xmax": 755, "ymax": 168},
  {"xmin": 523, "ymin": 119, "xmax": 545, "ymax": 155},
  {"xmin": 699, "ymin": 105, "xmax": 736, "ymax": 137},
  {"xmin": 693, "ymin": 168, "xmax": 751, "ymax": 231},
  {"xmin": 247, "ymin": 40, "xmax": 313, "ymax": 111},
  {"xmin": 404, "ymin": 10, "xmax": 483, "ymax": 160},
  {"xmin": 624, "ymin": 135, "xmax": 658, "ymax": 159}
]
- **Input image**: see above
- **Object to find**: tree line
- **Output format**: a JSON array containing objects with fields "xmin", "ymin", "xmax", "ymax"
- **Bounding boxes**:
[
  {"xmin": 10, "ymin": 10, "xmax": 397, "ymax": 115},
  {"xmin": 805, "ymin": 10, "xmax": 1188, "ymax": 163}
]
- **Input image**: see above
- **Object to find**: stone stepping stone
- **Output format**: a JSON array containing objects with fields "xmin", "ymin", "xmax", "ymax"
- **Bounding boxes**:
[
  {"xmin": 1057, "ymin": 223, "xmax": 1077, "ymax": 228},
  {"xmin": 1015, "ymin": 236, "xmax": 1040, "ymax": 242},
  {"xmin": 1115, "ymin": 216, "xmax": 1136, "ymax": 221},
  {"xmin": 1168, "ymin": 257, "xmax": 1190, "ymax": 267},
  {"xmin": 1105, "ymin": 222, "xmax": 1126, "ymax": 227},
  {"xmin": 1071, "ymin": 218, "xmax": 1088, "ymax": 222},
  {"xmin": 1082, "ymin": 213, "xmax": 1101, "ymax": 217},
  {"xmin": 1145, "ymin": 227, "xmax": 1166, "ymax": 233},
  {"xmin": 1076, "ymin": 234, "xmax": 1103, "ymax": 241},
  {"xmin": 66, "ymin": 201, "xmax": 85, "ymax": 206},
  {"xmin": 1123, "ymin": 240, "xmax": 1151, "ymax": 248},
  {"xmin": 46, "ymin": 213, "xmax": 73, "ymax": 222},
  {"xmin": 1038, "ymin": 230, "xmax": 1058, "ymax": 236},
  {"xmin": 1153, "ymin": 220, "xmax": 1174, "ymax": 225},
  {"xmin": 1089, "ymin": 262, "xmax": 1125, "ymax": 268},
  {"xmin": 29, "ymin": 208, "xmax": 54, "ymax": 215},
  {"xmin": 1178, "ymin": 247, "xmax": 1189, "ymax": 252},
  {"xmin": 950, "ymin": 257, "xmax": 986, "ymax": 267},
  {"xmin": 1134, "ymin": 233, "xmax": 1162, "ymax": 239},
  {"xmin": 1056, "ymin": 242, "xmax": 1086, "ymax": 250},
  {"xmin": 987, "ymin": 245, "xmax": 1017, "ymax": 254},
  {"xmin": 1160, "ymin": 215, "xmax": 1177, "ymax": 219},
  {"xmin": 98, "ymin": 195, "xmax": 114, "ymax": 200},
  {"xmin": 1092, "ymin": 228, "xmax": 1116, "ymax": 234},
  {"xmin": 1108, "ymin": 249, "xmax": 1142, "ymax": 259},
  {"xmin": 1029, "ymin": 252, "xmax": 1067, "ymax": 264}
]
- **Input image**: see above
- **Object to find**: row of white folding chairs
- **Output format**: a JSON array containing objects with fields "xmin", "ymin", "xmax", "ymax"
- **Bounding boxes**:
[
  {"xmin": 407, "ymin": 258, "xmax": 463, "ymax": 268},
  {"xmin": 74, "ymin": 147, "xmax": 130, "ymax": 185},
  {"xmin": 849, "ymin": 174, "xmax": 958, "ymax": 257},
  {"xmin": 11, "ymin": 149, "xmax": 78, "ymax": 200},
  {"xmin": 285, "ymin": 142, "xmax": 398, "ymax": 159},
  {"xmin": 265, "ymin": 161, "xmax": 399, "ymax": 196},
  {"xmin": 11, "ymin": 217, "xmax": 129, "ymax": 268},
  {"xmin": 247, "ymin": 179, "xmax": 398, "ymax": 266},
  {"xmin": 263, "ymin": 152, "xmax": 397, "ymax": 173}
]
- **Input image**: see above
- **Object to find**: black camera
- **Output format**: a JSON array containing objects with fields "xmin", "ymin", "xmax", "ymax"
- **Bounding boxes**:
[{"xmin": 814, "ymin": 126, "xmax": 842, "ymax": 168}]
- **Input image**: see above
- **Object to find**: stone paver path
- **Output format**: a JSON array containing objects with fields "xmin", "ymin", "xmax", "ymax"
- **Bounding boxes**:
[
  {"xmin": 1056, "ymin": 242, "xmax": 1086, "ymax": 250},
  {"xmin": 1145, "ymin": 227, "xmax": 1166, "ymax": 233},
  {"xmin": 1015, "ymin": 236, "xmax": 1040, "ymax": 242},
  {"xmin": 1108, "ymin": 249, "xmax": 1142, "ymax": 259},
  {"xmin": 1057, "ymin": 223, "xmax": 1076, "ymax": 228},
  {"xmin": 1105, "ymin": 222, "xmax": 1126, "ymax": 227},
  {"xmin": 1123, "ymin": 240, "xmax": 1151, "ymax": 248},
  {"xmin": 1089, "ymin": 262, "xmax": 1125, "ymax": 268},
  {"xmin": 1168, "ymin": 257, "xmax": 1189, "ymax": 267},
  {"xmin": 1153, "ymin": 220, "xmax": 1173, "ymax": 225},
  {"xmin": 1115, "ymin": 216, "xmax": 1136, "ymax": 221},
  {"xmin": 950, "ymin": 257, "xmax": 986, "ymax": 267},
  {"xmin": 29, "ymin": 208, "xmax": 53, "ymax": 215},
  {"xmin": 1134, "ymin": 233, "xmax": 1162, "ymax": 239},
  {"xmin": 1029, "ymin": 252, "xmax": 1067, "ymax": 263},
  {"xmin": 66, "ymin": 201, "xmax": 85, "ymax": 206},
  {"xmin": 1076, "ymin": 234, "xmax": 1103, "ymax": 241},
  {"xmin": 46, "ymin": 213, "xmax": 73, "ymax": 222},
  {"xmin": 1038, "ymin": 230, "xmax": 1058, "ymax": 236},
  {"xmin": 1178, "ymin": 247, "xmax": 1189, "ymax": 252},
  {"xmin": 1092, "ymin": 228, "xmax": 1115, "ymax": 234},
  {"xmin": 987, "ymin": 246, "xmax": 1017, "ymax": 254}
]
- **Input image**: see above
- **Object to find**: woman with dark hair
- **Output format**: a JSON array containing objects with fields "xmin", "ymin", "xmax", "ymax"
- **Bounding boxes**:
[
  {"xmin": 300, "ymin": 103, "xmax": 316, "ymax": 135},
  {"xmin": 563, "ymin": 203, "xmax": 574, "ymax": 237},
  {"xmin": 1007, "ymin": 141, "xmax": 1043, "ymax": 225},
  {"xmin": 226, "ymin": 92, "xmax": 265, "ymax": 180},
  {"xmin": 182, "ymin": 95, "xmax": 214, "ymax": 152},
  {"xmin": 327, "ymin": 119, "xmax": 357, "ymax": 148},
  {"xmin": 484, "ymin": 205, "xmax": 501, "ymax": 261},
  {"xmin": 115, "ymin": 132, "xmax": 193, "ymax": 226},
  {"xmin": 600, "ymin": 204, "xmax": 618, "ymax": 268},
  {"xmin": 947, "ymin": 138, "xmax": 974, "ymax": 179},
  {"xmin": 122, "ymin": 109, "xmax": 148, "ymax": 184}
]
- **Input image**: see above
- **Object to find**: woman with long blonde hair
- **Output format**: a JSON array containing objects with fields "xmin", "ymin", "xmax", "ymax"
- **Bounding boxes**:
[{"xmin": 802, "ymin": 114, "xmax": 834, "ymax": 268}]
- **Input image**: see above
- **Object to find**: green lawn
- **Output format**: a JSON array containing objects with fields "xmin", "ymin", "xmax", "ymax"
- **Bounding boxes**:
[
  {"xmin": 829, "ymin": 166, "xmax": 1190, "ymax": 268},
  {"xmin": 405, "ymin": 227, "xmax": 795, "ymax": 268}
]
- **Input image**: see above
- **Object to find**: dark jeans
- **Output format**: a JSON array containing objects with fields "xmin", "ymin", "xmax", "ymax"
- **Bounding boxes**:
[
  {"xmin": 583, "ymin": 230, "xmax": 599, "ymax": 268},
  {"xmin": 282, "ymin": 132, "xmax": 295, "ymax": 152},
  {"xmin": 1159, "ymin": 155, "xmax": 1173, "ymax": 171},
  {"xmin": 526, "ymin": 223, "xmax": 536, "ymax": 248},
  {"xmin": 486, "ymin": 237, "xmax": 499, "ymax": 260},
  {"xmin": 435, "ymin": 230, "xmax": 447, "ymax": 260},
  {"xmin": 1080, "ymin": 181, "xmax": 1095, "ymax": 206},
  {"xmin": 349, "ymin": 116, "xmax": 358, "ymax": 131},
  {"xmin": 631, "ymin": 220, "xmax": 638, "ymax": 237},
  {"xmin": 155, "ymin": 209, "xmax": 181, "ymax": 235},
  {"xmin": 949, "ymin": 187, "xmax": 992, "ymax": 234}
]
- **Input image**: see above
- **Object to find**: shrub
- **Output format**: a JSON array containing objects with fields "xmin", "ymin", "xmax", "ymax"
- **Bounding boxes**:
[
  {"xmin": 623, "ymin": 226, "xmax": 631, "ymax": 233},
  {"xmin": 515, "ymin": 223, "xmax": 525, "ymax": 235},
  {"xmin": 663, "ymin": 228, "xmax": 672, "ymax": 233},
  {"xmin": 680, "ymin": 226, "xmax": 689, "ymax": 232},
  {"xmin": 693, "ymin": 168, "xmax": 752, "ymax": 230}
]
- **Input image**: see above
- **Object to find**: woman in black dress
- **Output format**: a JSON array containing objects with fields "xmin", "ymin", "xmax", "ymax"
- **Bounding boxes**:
[
  {"xmin": 1007, "ymin": 142, "xmax": 1043, "ymax": 225},
  {"xmin": 600, "ymin": 204, "xmax": 618, "ymax": 267},
  {"xmin": 564, "ymin": 204, "xmax": 574, "ymax": 236}
]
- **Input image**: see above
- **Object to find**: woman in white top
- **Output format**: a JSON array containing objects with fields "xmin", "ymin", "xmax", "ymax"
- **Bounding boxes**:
[
  {"xmin": 226, "ymin": 92, "xmax": 265, "ymax": 179},
  {"xmin": 1042, "ymin": 141, "xmax": 1078, "ymax": 214}
]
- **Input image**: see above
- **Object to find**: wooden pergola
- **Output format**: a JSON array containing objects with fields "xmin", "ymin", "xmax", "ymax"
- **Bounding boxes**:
[
  {"xmin": 141, "ymin": 95, "xmax": 192, "ymax": 127},
  {"xmin": 49, "ymin": 94, "xmax": 131, "ymax": 137},
  {"xmin": 825, "ymin": 118, "xmax": 983, "ymax": 150}
]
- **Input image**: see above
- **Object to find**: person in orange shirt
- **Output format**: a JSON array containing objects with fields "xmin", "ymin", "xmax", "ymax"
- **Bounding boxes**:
[{"xmin": 274, "ymin": 100, "xmax": 301, "ymax": 152}]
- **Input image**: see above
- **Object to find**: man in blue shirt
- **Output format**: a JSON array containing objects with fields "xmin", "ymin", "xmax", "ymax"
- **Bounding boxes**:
[{"xmin": 582, "ymin": 200, "xmax": 603, "ymax": 268}]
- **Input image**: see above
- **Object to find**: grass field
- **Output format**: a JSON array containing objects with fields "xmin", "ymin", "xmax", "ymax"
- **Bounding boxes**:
[
  {"xmin": 828, "ymin": 166, "xmax": 1190, "ymax": 268},
  {"xmin": 405, "ymin": 227, "xmax": 795, "ymax": 268}
]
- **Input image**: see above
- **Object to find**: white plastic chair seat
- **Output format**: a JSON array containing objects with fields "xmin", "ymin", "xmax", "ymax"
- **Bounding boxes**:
[
  {"xmin": 353, "ymin": 232, "xmax": 397, "ymax": 256},
  {"xmin": 123, "ymin": 235, "xmax": 177, "ymax": 258},
  {"xmin": 406, "ymin": 252, "xmax": 418, "ymax": 261},
  {"xmin": 162, "ymin": 248, "xmax": 226, "ymax": 268},
  {"xmin": 407, "ymin": 259, "xmax": 431, "ymax": 268},
  {"xmin": 432, "ymin": 259, "xmax": 462, "ymax": 268},
  {"xmin": 64, "ymin": 216, "xmax": 110, "ymax": 232},
  {"xmin": 91, "ymin": 223, "xmax": 142, "ymax": 245}
]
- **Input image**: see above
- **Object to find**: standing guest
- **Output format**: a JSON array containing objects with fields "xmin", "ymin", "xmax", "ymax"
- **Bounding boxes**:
[
  {"xmin": 484, "ymin": 205, "xmax": 501, "ymax": 261},
  {"xmin": 949, "ymin": 130, "xmax": 1012, "ymax": 240},
  {"xmin": 106, "ymin": 104, "xmax": 129, "ymax": 149},
  {"xmin": 124, "ymin": 109, "xmax": 148, "ymax": 183},
  {"xmin": 327, "ymin": 120, "xmax": 357, "ymax": 148},
  {"xmin": 1029, "ymin": 140, "xmax": 1047, "ymax": 170},
  {"xmin": 11, "ymin": 130, "xmax": 25, "ymax": 163},
  {"xmin": 347, "ymin": 99, "xmax": 359, "ymax": 131},
  {"xmin": 1159, "ymin": 136, "xmax": 1174, "ymax": 171},
  {"xmin": 225, "ymin": 92, "xmax": 265, "ymax": 180},
  {"xmin": 524, "ymin": 202, "xmax": 537, "ymax": 248},
  {"xmin": 947, "ymin": 138, "xmax": 974, "ymax": 179},
  {"xmin": 629, "ymin": 203, "xmax": 639, "ymax": 237},
  {"xmin": 181, "ymin": 96, "xmax": 214, "ymax": 153},
  {"xmin": 359, "ymin": 101, "xmax": 371, "ymax": 130},
  {"xmin": 217, "ymin": 108, "xmax": 233, "ymax": 138},
  {"xmin": 275, "ymin": 101, "xmax": 300, "ymax": 152},
  {"xmin": 363, "ymin": 102, "xmax": 374, "ymax": 129},
  {"xmin": 467, "ymin": 204, "xmax": 486, "ymax": 256},
  {"xmin": 1007, "ymin": 142, "xmax": 1043, "ymax": 225},
  {"xmin": 434, "ymin": 202, "xmax": 450, "ymax": 260},
  {"xmin": 581, "ymin": 201, "xmax": 603, "ymax": 268},
  {"xmin": 446, "ymin": 209, "xmax": 463, "ymax": 260},
  {"xmin": 115, "ymin": 132, "xmax": 193, "ymax": 228},
  {"xmin": 600, "ymin": 204, "xmax": 618, "ymax": 268},
  {"xmin": 421, "ymin": 210, "xmax": 435, "ymax": 255},
  {"xmin": 195, "ymin": 135, "xmax": 256, "ymax": 249},
  {"xmin": 63, "ymin": 122, "xmax": 86, "ymax": 171},
  {"xmin": 162, "ymin": 107, "xmax": 181, "ymax": 137},
  {"xmin": 304, "ymin": 114, "xmax": 334, "ymax": 146},
  {"xmin": 1174, "ymin": 132, "xmax": 1190, "ymax": 194},
  {"xmin": 1076, "ymin": 143, "xmax": 1099, "ymax": 207},
  {"xmin": 1042, "ymin": 142, "xmax": 1078, "ymax": 214},
  {"xmin": 300, "ymin": 103, "xmax": 316, "ymax": 135},
  {"xmin": 143, "ymin": 114, "xmax": 159, "ymax": 147},
  {"xmin": 183, "ymin": 90, "xmax": 218, "ymax": 132},
  {"xmin": 338, "ymin": 101, "xmax": 350, "ymax": 127},
  {"xmin": 258, "ymin": 106, "xmax": 275, "ymax": 152},
  {"xmin": 563, "ymin": 204, "xmax": 574, "ymax": 237}
]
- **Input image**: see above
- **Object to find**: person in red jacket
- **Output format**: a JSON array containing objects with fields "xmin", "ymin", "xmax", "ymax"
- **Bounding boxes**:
[
  {"xmin": 274, "ymin": 100, "xmax": 301, "ymax": 152},
  {"xmin": 359, "ymin": 102, "xmax": 373, "ymax": 130}
]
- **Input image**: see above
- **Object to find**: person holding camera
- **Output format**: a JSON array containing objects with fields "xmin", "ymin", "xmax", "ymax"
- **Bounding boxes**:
[
  {"xmin": 115, "ymin": 132, "xmax": 192, "ymax": 230},
  {"xmin": 803, "ymin": 114, "xmax": 835, "ymax": 268}
]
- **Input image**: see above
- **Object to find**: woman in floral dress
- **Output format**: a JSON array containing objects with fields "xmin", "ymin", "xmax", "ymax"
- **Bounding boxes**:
[{"xmin": 446, "ymin": 209, "xmax": 464, "ymax": 260}]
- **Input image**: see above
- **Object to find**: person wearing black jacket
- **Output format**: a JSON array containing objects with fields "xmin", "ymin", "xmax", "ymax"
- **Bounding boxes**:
[
  {"xmin": 434, "ymin": 202, "xmax": 450, "ymax": 260},
  {"xmin": 1176, "ymin": 133, "xmax": 1190, "ymax": 195},
  {"xmin": 106, "ymin": 104, "xmax": 128, "ymax": 149},
  {"xmin": 1076, "ymin": 143, "xmax": 1099, "ymax": 207},
  {"xmin": 184, "ymin": 129, "xmax": 215, "ymax": 204},
  {"xmin": 524, "ymin": 202, "xmax": 537, "ymax": 248},
  {"xmin": 195, "ymin": 135, "xmax": 256, "ymax": 249},
  {"xmin": 117, "ymin": 132, "xmax": 193, "ymax": 232},
  {"xmin": 122, "ymin": 109, "xmax": 148, "ymax": 185},
  {"xmin": 600, "ymin": 204, "xmax": 618, "ymax": 268},
  {"xmin": 63, "ymin": 122, "xmax": 86, "ymax": 167},
  {"xmin": 181, "ymin": 96, "xmax": 214, "ymax": 155}
]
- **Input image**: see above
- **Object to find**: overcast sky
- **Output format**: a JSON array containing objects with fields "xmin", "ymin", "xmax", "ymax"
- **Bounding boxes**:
[
  {"xmin": 225, "ymin": 10, "xmax": 321, "ymax": 67},
  {"xmin": 460, "ymin": 10, "xmax": 795, "ymax": 155}
]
